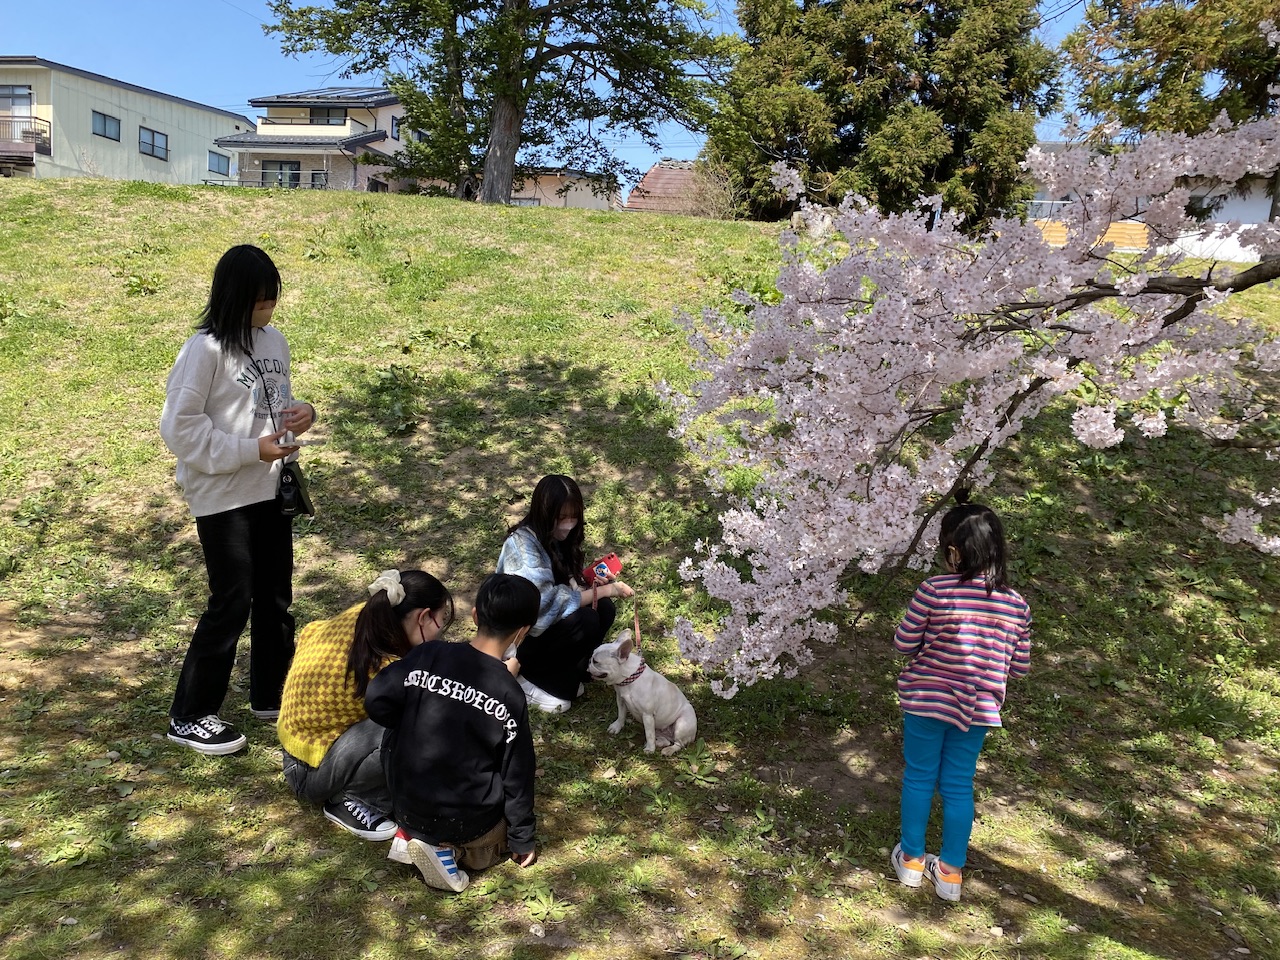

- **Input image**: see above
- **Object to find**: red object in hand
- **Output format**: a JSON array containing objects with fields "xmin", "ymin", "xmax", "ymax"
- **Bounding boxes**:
[{"xmin": 583, "ymin": 553, "xmax": 622, "ymax": 586}]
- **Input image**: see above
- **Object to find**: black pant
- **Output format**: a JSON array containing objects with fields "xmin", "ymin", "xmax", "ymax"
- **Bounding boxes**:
[
  {"xmin": 170, "ymin": 498, "xmax": 295, "ymax": 721},
  {"xmin": 517, "ymin": 599, "xmax": 616, "ymax": 701}
]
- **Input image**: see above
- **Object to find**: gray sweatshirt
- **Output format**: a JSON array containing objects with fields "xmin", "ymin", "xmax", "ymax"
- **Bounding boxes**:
[{"xmin": 159, "ymin": 325, "xmax": 300, "ymax": 517}]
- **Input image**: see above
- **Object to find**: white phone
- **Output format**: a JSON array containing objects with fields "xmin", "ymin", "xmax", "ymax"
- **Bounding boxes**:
[{"xmin": 282, "ymin": 433, "xmax": 325, "ymax": 446}]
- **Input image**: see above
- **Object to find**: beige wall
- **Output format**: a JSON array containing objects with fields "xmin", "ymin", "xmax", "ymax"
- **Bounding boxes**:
[
  {"xmin": 0, "ymin": 64, "xmax": 250, "ymax": 183},
  {"xmin": 511, "ymin": 174, "xmax": 618, "ymax": 210}
]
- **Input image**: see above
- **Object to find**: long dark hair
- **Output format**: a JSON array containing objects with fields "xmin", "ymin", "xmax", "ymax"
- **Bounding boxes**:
[
  {"xmin": 508, "ymin": 474, "xmax": 585, "ymax": 585},
  {"xmin": 197, "ymin": 244, "xmax": 281, "ymax": 356},
  {"xmin": 939, "ymin": 496, "xmax": 1009, "ymax": 595},
  {"xmin": 346, "ymin": 570, "xmax": 454, "ymax": 698}
]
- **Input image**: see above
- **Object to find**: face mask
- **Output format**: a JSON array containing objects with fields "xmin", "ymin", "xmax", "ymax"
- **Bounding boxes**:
[{"xmin": 554, "ymin": 519, "xmax": 577, "ymax": 541}]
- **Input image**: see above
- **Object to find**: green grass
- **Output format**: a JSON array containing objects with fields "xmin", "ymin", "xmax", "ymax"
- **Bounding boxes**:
[{"xmin": 2, "ymin": 177, "xmax": 1279, "ymax": 959}]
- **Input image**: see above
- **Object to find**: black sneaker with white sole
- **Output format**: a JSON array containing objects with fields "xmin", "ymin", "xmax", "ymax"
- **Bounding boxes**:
[
  {"xmin": 324, "ymin": 795, "xmax": 398, "ymax": 841},
  {"xmin": 167, "ymin": 715, "xmax": 247, "ymax": 756}
]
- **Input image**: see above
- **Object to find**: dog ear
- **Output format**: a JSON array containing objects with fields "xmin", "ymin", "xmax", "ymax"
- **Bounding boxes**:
[{"xmin": 617, "ymin": 636, "xmax": 633, "ymax": 660}]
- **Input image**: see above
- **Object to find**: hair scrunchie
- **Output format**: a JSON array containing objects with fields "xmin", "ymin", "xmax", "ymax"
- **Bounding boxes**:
[{"xmin": 368, "ymin": 569, "xmax": 404, "ymax": 607}]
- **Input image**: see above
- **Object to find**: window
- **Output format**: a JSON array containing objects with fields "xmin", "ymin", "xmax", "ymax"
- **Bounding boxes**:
[
  {"xmin": 92, "ymin": 110, "xmax": 121, "ymax": 141},
  {"xmin": 0, "ymin": 85, "xmax": 33, "ymax": 116},
  {"xmin": 263, "ymin": 160, "xmax": 301, "ymax": 188},
  {"xmin": 391, "ymin": 115, "xmax": 400, "ymax": 140},
  {"xmin": 139, "ymin": 126, "xmax": 168, "ymax": 161},
  {"xmin": 309, "ymin": 107, "xmax": 346, "ymax": 125},
  {"xmin": 208, "ymin": 151, "xmax": 230, "ymax": 176},
  {"xmin": 310, "ymin": 170, "xmax": 328, "ymax": 189},
  {"xmin": 414, "ymin": 129, "xmax": 428, "ymax": 143}
]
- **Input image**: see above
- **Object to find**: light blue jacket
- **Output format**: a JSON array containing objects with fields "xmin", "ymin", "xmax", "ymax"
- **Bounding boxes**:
[{"xmin": 496, "ymin": 526, "xmax": 580, "ymax": 636}]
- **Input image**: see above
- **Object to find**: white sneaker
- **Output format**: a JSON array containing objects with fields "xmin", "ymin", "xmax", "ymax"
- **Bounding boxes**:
[
  {"xmin": 890, "ymin": 843, "xmax": 924, "ymax": 887},
  {"xmin": 924, "ymin": 854, "xmax": 963, "ymax": 901},
  {"xmin": 517, "ymin": 675, "xmax": 571, "ymax": 714},
  {"xmin": 408, "ymin": 838, "xmax": 469, "ymax": 892},
  {"xmin": 387, "ymin": 830, "xmax": 411, "ymax": 864}
]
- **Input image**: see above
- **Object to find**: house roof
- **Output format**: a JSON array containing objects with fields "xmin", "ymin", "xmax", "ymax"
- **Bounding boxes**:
[
  {"xmin": 625, "ymin": 159, "xmax": 697, "ymax": 213},
  {"xmin": 249, "ymin": 88, "xmax": 399, "ymax": 108},
  {"xmin": 0, "ymin": 56, "xmax": 254, "ymax": 127},
  {"xmin": 214, "ymin": 131, "xmax": 389, "ymax": 152}
]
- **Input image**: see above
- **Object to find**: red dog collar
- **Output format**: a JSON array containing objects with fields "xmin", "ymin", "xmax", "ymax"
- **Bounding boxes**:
[{"xmin": 617, "ymin": 662, "xmax": 647, "ymax": 686}]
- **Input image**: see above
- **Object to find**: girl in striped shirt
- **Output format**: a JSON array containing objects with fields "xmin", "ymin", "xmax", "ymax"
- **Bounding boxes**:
[{"xmin": 890, "ymin": 498, "xmax": 1031, "ymax": 902}]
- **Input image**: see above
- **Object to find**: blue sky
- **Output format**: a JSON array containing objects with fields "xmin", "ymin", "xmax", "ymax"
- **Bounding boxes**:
[{"xmin": 6, "ymin": 0, "xmax": 1082, "ymax": 189}]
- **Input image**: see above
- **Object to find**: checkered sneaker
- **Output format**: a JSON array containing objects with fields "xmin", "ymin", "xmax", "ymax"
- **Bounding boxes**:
[
  {"xmin": 408, "ymin": 838, "xmax": 470, "ymax": 892},
  {"xmin": 167, "ymin": 715, "xmax": 247, "ymax": 756},
  {"xmin": 323, "ymin": 796, "xmax": 398, "ymax": 841}
]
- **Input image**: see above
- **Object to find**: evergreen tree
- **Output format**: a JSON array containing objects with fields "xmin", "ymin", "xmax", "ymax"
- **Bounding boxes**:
[
  {"xmin": 707, "ymin": 0, "xmax": 1059, "ymax": 222},
  {"xmin": 1065, "ymin": 0, "xmax": 1279, "ymax": 135},
  {"xmin": 268, "ymin": 0, "xmax": 725, "ymax": 203},
  {"xmin": 1064, "ymin": 1, "xmax": 1280, "ymax": 223}
]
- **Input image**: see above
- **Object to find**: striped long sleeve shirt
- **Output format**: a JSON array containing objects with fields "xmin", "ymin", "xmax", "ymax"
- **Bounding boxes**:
[{"xmin": 894, "ymin": 573, "xmax": 1032, "ymax": 731}]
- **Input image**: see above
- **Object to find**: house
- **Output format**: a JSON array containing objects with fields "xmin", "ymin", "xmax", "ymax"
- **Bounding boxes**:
[
  {"xmin": 1025, "ymin": 141, "xmax": 1274, "ymax": 260},
  {"xmin": 510, "ymin": 168, "xmax": 621, "ymax": 210},
  {"xmin": 214, "ymin": 85, "xmax": 630, "ymax": 203},
  {"xmin": 0, "ymin": 56, "xmax": 253, "ymax": 183},
  {"xmin": 213, "ymin": 87, "xmax": 411, "ymax": 191},
  {"xmin": 625, "ymin": 159, "xmax": 698, "ymax": 214}
]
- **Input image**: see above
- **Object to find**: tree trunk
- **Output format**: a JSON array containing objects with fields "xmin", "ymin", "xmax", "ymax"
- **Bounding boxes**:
[
  {"xmin": 481, "ymin": 94, "xmax": 523, "ymax": 204},
  {"xmin": 1266, "ymin": 168, "xmax": 1280, "ymax": 262}
]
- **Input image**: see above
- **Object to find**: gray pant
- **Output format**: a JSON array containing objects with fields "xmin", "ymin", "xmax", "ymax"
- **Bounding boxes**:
[{"xmin": 282, "ymin": 718, "xmax": 391, "ymax": 812}]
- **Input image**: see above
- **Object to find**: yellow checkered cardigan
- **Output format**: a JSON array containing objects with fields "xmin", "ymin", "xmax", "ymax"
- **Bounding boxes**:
[{"xmin": 278, "ymin": 603, "xmax": 391, "ymax": 767}]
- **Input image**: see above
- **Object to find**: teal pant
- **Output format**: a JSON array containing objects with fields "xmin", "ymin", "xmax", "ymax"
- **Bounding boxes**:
[{"xmin": 899, "ymin": 712, "xmax": 989, "ymax": 868}]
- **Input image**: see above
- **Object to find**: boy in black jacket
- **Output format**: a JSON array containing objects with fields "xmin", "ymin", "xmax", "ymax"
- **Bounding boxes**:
[{"xmin": 367, "ymin": 573, "xmax": 540, "ymax": 892}]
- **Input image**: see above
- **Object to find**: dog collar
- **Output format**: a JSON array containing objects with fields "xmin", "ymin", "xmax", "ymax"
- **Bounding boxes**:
[{"xmin": 617, "ymin": 661, "xmax": 647, "ymax": 686}]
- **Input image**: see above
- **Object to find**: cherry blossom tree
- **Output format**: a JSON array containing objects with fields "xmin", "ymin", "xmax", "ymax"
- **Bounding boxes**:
[{"xmin": 669, "ymin": 114, "xmax": 1280, "ymax": 698}]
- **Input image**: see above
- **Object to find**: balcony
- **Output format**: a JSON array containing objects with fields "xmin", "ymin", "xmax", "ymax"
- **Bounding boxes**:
[
  {"xmin": 202, "ymin": 175, "xmax": 330, "ymax": 190},
  {"xmin": 255, "ymin": 115, "xmax": 369, "ymax": 139},
  {"xmin": 0, "ymin": 117, "xmax": 52, "ymax": 164}
]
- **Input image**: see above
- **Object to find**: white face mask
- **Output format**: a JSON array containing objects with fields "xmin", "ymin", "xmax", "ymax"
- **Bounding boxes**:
[{"xmin": 553, "ymin": 519, "xmax": 577, "ymax": 541}]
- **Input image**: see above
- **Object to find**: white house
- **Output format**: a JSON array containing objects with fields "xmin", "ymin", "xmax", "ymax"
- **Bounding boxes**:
[
  {"xmin": 1026, "ymin": 141, "xmax": 1275, "ymax": 261},
  {"xmin": 0, "ymin": 56, "xmax": 253, "ymax": 184},
  {"xmin": 213, "ymin": 87, "xmax": 409, "ymax": 191}
]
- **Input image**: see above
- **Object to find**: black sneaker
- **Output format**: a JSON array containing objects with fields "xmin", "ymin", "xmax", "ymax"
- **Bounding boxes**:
[
  {"xmin": 167, "ymin": 715, "xmax": 247, "ymax": 756},
  {"xmin": 324, "ymin": 796, "xmax": 398, "ymax": 841},
  {"xmin": 249, "ymin": 707, "xmax": 280, "ymax": 721}
]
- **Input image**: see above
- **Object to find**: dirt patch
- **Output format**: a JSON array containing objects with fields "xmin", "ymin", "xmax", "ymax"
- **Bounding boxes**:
[{"xmin": 0, "ymin": 600, "xmax": 140, "ymax": 687}]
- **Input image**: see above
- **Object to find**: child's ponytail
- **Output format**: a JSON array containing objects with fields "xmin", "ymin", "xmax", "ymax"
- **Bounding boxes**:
[{"xmin": 347, "ymin": 570, "xmax": 454, "ymax": 698}]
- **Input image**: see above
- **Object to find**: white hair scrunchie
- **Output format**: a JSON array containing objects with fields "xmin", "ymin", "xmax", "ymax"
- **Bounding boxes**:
[{"xmin": 367, "ymin": 569, "xmax": 405, "ymax": 607}]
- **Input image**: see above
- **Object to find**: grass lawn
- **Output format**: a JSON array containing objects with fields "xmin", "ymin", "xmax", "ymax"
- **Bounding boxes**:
[{"xmin": 1, "ymin": 177, "xmax": 1278, "ymax": 960}]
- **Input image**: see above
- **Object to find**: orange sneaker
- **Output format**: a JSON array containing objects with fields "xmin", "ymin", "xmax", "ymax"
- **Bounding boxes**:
[
  {"xmin": 891, "ymin": 843, "xmax": 925, "ymax": 887},
  {"xmin": 924, "ymin": 854, "xmax": 962, "ymax": 901}
]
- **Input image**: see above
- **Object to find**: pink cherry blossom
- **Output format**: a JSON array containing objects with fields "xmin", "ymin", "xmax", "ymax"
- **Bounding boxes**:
[{"xmin": 669, "ymin": 117, "xmax": 1280, "ymax": 695}]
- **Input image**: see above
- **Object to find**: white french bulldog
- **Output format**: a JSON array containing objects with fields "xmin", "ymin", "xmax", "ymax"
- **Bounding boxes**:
[{"xmin": 588, "ymin": 630, "xmax": 697, "ymax": 755}]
